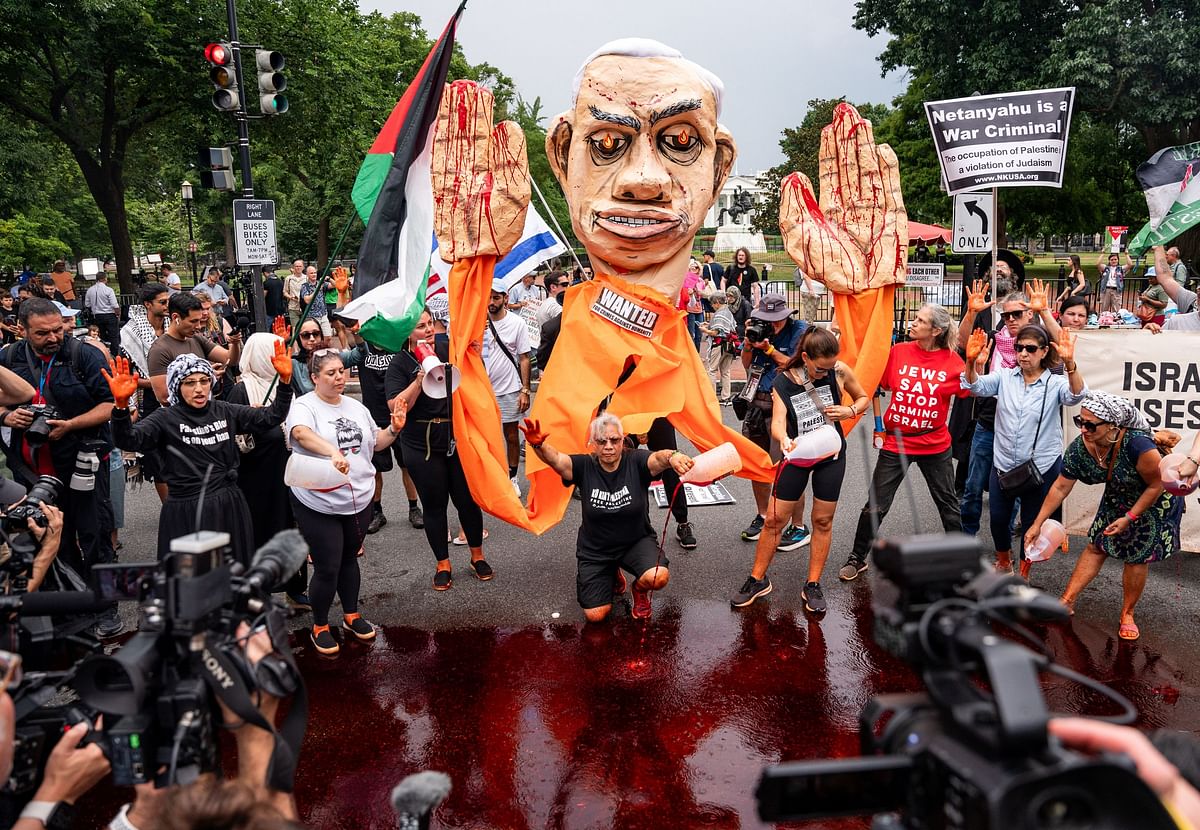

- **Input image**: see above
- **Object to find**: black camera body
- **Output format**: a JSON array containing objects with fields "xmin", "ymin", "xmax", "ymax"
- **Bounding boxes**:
[
  {"xmin": 744, "ymin": 317, "xmax": 771, "ymax": 344},
  {"xmin": 72, "ymin": 530, "xmax": 303, "ymax": 788},
  {"xmin": 756, "ymin": 533, "xmax": 1180, "ymax": 830},
  {"xmin": 17, "ymin": 404, "xmax": 59, "ymax": 447},
  {"xmin": 0, "ymin": 475, "xmax": 62, "ymax": 583}
]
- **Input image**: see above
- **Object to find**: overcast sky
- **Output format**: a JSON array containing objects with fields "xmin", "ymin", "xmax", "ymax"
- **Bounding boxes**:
[{"xmin": 362, "ymin": 0, "xmax": 907, "ymax": 173}]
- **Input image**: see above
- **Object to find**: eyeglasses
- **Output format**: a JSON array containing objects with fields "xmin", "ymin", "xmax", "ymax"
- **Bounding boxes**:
[
  {"xmin": 1000, "ymin": 309, "xmax": 1028, "ymax": 321},
  {"xmin": 555, "ymin": 282, "xmax": 569, "ymax": 288},
  {"xmin": 1014, "ymin": 343, "xmax": 1043, "ymax": 354},
  {"xmin": 0, "ymin": 650, "xmax": 22, "ymax": 690},
  {"xmin": 595, "ymin": 436, "xmax": 623, "ymax": 446},
  {"xmin": 299, "ymin": 331, "xmax": 322, "ymax": 339},
  {"xmin": 1072, "ymin": 415, "xmax": 1107, "ymax": 432}
]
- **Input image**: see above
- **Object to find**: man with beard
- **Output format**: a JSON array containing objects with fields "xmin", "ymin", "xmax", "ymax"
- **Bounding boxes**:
[{"xmin": 119, "ymin": 282, "xmax": 170, "ymax": 501}]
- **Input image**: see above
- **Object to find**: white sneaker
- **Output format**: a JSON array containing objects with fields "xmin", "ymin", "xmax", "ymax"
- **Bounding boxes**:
[{"xmin": 511, "ymin": 475, "xmax": 522, "ymax": 497}]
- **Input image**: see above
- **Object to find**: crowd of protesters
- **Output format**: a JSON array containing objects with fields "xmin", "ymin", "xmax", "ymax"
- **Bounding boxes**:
[{"xmin": 0, "ymin": 246, "xmax": 1198, "ymax": 830}]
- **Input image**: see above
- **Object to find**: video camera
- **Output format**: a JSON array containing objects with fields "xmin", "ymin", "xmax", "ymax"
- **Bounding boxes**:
[
  {"xmin": 755, "ymin": 533, "xmax": 1181, "ymax": 830},
  {"xmin": 2, "ymin": 529, "xmax": 308, "ymax": 808}
]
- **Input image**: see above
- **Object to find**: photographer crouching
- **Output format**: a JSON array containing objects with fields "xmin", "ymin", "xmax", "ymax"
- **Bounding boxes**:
[{"xmin": 0, "ymin": 298, "xmax": 122, "ymax": 637}]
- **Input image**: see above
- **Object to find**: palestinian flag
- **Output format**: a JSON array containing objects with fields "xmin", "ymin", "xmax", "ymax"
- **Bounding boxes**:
[
  {"xmin": 1128, "ymin": 142, "xmax": 1200, "ymax": 256},
  {"xmin": 343, "ymin": 1, "xmax": 465, "ymax": 351}
]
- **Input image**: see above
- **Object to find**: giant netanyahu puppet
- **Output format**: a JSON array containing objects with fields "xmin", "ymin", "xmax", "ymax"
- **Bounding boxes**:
[{"xmin": 436, "ymin": 41, "xmax": 905, "ymax": 532}]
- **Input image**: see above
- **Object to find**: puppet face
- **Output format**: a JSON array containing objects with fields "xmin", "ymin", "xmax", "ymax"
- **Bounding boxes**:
[{"xmin": 549, "ymin": 55, "xmax": 734, "ymax": 289}]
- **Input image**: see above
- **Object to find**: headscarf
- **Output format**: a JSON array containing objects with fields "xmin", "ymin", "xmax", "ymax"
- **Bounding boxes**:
[
  {"xmin": 239, "ymin": 333, "xmax": 284, "ymax": 406},
  {"xmin": 725, "ymin": 284, "xmax": 743, "ymax": 314},
  {"xmin": 121, "ymin": 304, "xmax": 158, "ymax": 375},
  {"xmin": 166, "ymin": 353, "xmax": 217, "ymax": 408},
  {"xmin": 1081, "ymin": 391, "xmax": 1149, "ymax": 432}
]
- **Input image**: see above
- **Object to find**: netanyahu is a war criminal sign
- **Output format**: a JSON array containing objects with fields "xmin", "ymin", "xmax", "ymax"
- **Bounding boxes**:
[{"xmin": 925, "ymin": 88, "xmax": 1075, "ymax": 195}]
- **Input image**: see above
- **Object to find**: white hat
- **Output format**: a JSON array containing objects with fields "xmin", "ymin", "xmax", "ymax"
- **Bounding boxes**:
[{"xmin": 53, "ymin": 302, "xmax": 80, "ymax": 318}]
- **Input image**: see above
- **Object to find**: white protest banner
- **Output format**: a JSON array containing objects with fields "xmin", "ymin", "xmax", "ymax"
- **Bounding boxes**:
[
  {"xmin": 1063, "ymin": 329, "xmax": 1200, "ymax": 552},
  {"xmin": 905, "ymin": 263, "xmax": 945, "ymax": 288},
  {"xmin": 924, "ymin": 88, "xmax": 1075, "ymax": 195}
]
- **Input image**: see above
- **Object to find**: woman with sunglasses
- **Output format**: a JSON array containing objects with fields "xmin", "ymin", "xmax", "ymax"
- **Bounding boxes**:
[
  {"xmin": 1024, "ymin": 392, "xmax": 1183, "ymax": 641},
  {"xmin": 964, "ymin": 324, "xmax": 1085, "ymax": 578},
  {"xmin": 732, "ymin": 327, "xmax": 869, "ymax": 612},
  {"xmin": 520, "ymin": 412, "xmax": 693, "ymax": 622},
  {"xmin": 384, "ymin": 309, "xmax": 489, "ymax": 590},
  {"xmin": 290, "ymin": 316, "xmax": 367, "ymax": 396},
  {"xmin": 286, "ymin": 349, "xmax": 406, "ymax": 655},
  {"xmin": 105, "ymin": 348, "xmax": 294, "ymax": 564}
]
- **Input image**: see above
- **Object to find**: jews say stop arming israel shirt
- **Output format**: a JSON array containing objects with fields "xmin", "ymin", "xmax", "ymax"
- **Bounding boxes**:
[{"xmin": 879, "ymin": 341, "xmax": 967, "ymax": 455}]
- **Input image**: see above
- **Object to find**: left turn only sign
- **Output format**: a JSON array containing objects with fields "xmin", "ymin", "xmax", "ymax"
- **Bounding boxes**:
[{"xmin": 233, "ymin": 199, "xmax": 278, "ymax": 266}]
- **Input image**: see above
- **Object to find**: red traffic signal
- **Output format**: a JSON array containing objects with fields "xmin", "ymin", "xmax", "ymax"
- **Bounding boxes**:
[{"xmin": 204, "ymin": 42, "xmax": 231, "ymax": 66}]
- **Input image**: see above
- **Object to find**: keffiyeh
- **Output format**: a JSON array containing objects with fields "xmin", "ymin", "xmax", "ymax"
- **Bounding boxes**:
[
  {"xmin": 1082, "ymin": 391, "xmax": 1149, "ymax": 431},
  {"xmin": 166, "ymin": 353, "xmax": 217, "ymax": 407}
]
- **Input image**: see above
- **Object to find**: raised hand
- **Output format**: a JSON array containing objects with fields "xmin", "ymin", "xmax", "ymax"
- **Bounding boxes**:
[
  {"xmin": 965, "ymin": 329, "xmax": 988, "ymax": 363},
  {"xmin": 271, "ymin": 315, "xmax": 290, "ymax": 340},
  {"xmin": 518, "ymin": 418, "xmax": 547, "ymax": 448},
  {"xmin": 390, "ymin": 396, "xmax": 407, "ymax": 434},
  {"xmin": 966, "ymin": 279, "xmax": 993, "ymax": 314},
  {"xmin": 1028, "ymin": 279, "xmax": 1049, "ymax": 312},
  {"xmin": 332, "ymin": 267, "xmax": 350, "ymax": 296},
  {"xmin": 270, "ymin": 339, "xmax": 293, "ymax": 384},
  {"xmin": 101, "ymin": 356, "xmax": 139, "ymax": 408},
  {"xmin": 432, "ymin": 79, "xmax": 530, "ymax": 262},
  {"xmin": 1057, "ymin": 329, "xmax": 1076, "ymax": 364},
  {"xmin": 779, "ymin": 103, "xmax": 907, "ymax": 294}
]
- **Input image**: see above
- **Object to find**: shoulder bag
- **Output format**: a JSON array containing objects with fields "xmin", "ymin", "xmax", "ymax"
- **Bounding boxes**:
[{"xmin": 996, "ymin": 377, "xmax": 1050, "ymax": 495}]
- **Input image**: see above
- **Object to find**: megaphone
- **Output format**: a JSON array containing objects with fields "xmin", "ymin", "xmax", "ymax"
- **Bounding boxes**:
[{"xmin": 413, "ymin": 341, "xmax": 460, "ymax": 399}]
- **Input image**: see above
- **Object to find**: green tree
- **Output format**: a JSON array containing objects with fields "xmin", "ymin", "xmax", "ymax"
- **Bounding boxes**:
[
  {"xmin": 512, "ymin": 95, "xmax": 575, "ymax": 250},
  {"xmin": 754, "ymin": 97, "xmax": 889, "ymax": 236},
  {"xmin": 853, "ymin": 0, "xmax": 1200, "ymax": 257}
]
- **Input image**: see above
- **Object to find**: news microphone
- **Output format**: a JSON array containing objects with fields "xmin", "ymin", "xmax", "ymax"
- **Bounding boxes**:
[
  {"xmin": 3, "ymin": 590, "xmax": 115, "ymax": 616},
  {"xmin": 391, "ymin": 770, "xmax": 451, "ymax": 830},
  {"xmin": 244, "ymin": 529, "xmax": 309, "ymax": 592}
]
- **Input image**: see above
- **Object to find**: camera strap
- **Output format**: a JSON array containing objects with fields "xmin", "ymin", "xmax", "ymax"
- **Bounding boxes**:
[{"xmin": 197, "ymin": 622, "xmax": 307, "ymax": 793}]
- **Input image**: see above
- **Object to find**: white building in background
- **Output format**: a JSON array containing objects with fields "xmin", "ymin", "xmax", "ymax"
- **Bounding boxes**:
[{"xmin": 703, "ymin": 173, "xmax": 769, "ymax": 229}]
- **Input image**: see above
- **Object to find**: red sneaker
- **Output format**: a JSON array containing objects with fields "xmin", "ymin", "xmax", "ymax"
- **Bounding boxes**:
[
  {"xmin": 631, "ymin": 583, "xmax": 652, "ymax": 619},
  {"xmin": 613, "ymin": 569, "xmax": 627, "ymax": 596}
]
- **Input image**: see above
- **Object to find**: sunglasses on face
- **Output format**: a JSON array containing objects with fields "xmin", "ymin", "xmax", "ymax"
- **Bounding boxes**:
[
  {"xmin": 1000, "ymin": 310, "xmax": 1028, "ymax": 321},
  {"xmin": 299, "ymin": 331, "xmax": 322, "ymax": 339},
  {"xmin": 556, "ymin": 282, "xmax": 569, "ymax": 288},
  {"xmin": 1072, "ymin": 415, "xmax": 1107, "ymax": 432},
  {"xmin": 1014, "ymin": 343, "xmax": 1043, "ymax": 354}
]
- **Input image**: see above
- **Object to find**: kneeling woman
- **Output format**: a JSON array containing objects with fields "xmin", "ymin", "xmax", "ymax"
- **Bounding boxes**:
[
  {"xmin": 286, "ymin": 349, "xmax": 406, "ymax": 655},
  {"xmin": 521, "ymin": 413, "xmax": 693, "ymax": 621},
  {"xmin": 105, "ymin": 349, "xmax": 294, "ymax": 563},
  {"xmin": 732, "ymin": 327, "xmax": 869, "ymax": 612}
]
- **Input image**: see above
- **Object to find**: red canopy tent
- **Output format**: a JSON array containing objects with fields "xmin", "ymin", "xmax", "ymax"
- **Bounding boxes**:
[{"xmin": 908, "ymin": 221, "xmax": 951, "ymax": 242}]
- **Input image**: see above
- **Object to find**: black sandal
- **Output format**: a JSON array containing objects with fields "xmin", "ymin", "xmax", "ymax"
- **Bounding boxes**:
[
  {"xmin": 469, "ymin": 559, "xmax": 494, "ymax": 581},
  {"xmin": 433, "ymin": 569, "xmax": 452, "ymax": 591}
]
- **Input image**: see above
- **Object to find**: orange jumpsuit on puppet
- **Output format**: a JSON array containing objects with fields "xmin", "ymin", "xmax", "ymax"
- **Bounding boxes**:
[{"xmin": 445, "ymin": 258, "xmax": 774, "ymax": 535}]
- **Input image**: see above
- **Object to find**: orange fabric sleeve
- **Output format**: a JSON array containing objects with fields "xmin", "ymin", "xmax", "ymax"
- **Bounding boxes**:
[{"xmin": 830, "ymin": 285, "xmax": 895, "ymax": 434}]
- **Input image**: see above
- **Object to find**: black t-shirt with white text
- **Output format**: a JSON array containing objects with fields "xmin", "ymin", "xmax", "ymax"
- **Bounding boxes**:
[{"xmin": 568, "ymin": 449, "xmax": 655, "ymax": 556}]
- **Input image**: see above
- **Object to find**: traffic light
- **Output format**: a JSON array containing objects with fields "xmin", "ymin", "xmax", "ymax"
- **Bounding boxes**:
[
  {"xmin": 198, "ymin": 146, "xmax": 235, "ymax": 191},
  {"xmin": 205, "ymin": 42, "xmax": 239, "ymax": 111},
  {"xmin": 255, "ymin": 50, "xmax": 288, "ymax": 115}
]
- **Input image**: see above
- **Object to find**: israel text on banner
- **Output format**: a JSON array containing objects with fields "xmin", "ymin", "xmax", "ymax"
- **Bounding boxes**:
[
  {"xmin": 924, "ymin": 88, "xmax": 1075, "ymax": 195},
  {"xmin": 1062, "ymin": 330, "xmax": 1200, "ymax": 553}
]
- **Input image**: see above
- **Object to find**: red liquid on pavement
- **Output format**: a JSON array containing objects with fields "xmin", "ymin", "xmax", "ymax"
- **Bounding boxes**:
[{"xmin": 76, "ymin": 590, "xmax": 1200, "ymax": 829}]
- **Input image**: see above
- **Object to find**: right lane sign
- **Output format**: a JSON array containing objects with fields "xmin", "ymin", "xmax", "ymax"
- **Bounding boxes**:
[{"xmin": 952, "ymin": 192, "xmax": 995, "ymax": 254}]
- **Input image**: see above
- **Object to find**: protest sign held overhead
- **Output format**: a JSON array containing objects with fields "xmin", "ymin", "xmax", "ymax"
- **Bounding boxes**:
[{"xmin": 925, "ymin": 88, "xmax": 1075, "ymax": 195}]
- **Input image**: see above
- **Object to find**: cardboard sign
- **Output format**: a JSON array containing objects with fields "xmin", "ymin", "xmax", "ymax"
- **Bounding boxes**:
[{"xmin": 925, "ymin": 88, "xmax": 1075, "ymax": 195}]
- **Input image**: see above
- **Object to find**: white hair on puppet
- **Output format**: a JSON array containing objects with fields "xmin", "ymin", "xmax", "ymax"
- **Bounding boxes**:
[{"xmin": 571, "ymin": 38, "xmax": 725, "ymax": 120}]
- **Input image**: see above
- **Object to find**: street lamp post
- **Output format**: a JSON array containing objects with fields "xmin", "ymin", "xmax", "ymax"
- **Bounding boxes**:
[{"xmin": 181, "ymin": 180, "xmax": 198, "ymax": 285}]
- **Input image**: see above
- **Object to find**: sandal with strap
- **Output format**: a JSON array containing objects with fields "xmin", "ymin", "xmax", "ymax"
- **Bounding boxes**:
[{"xmin": 1118, "ymin": 621, "xmax": 1140, "ymax": 641}]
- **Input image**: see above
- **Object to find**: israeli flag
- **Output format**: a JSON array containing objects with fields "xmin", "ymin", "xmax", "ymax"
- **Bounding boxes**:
[{"xmin": 428, "ymin": 205, "xmax": 567, "ymax": 295}]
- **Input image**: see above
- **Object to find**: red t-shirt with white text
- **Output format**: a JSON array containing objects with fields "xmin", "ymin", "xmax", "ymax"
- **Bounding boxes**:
[{"xmin": 879, "ymin": 342, "xmax": 967, "ymax": 455}]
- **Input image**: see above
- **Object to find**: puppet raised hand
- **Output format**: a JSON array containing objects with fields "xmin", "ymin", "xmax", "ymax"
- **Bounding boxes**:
[
  {"xmin": 779, "ymin": 103, "xmax": 907, "ymax": 294},
  {"xmin": 432, "ymin": 80, "xmax": 530, "ymax": 262}
]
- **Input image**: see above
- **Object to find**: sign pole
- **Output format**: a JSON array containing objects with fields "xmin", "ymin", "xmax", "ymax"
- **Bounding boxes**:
[{"xmin": 990, "ymin": 186, "xmax": 999, "ymax": 317}]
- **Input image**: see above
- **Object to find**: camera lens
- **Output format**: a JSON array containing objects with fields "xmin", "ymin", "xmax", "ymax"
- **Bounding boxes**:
[{"xmin": 1031, "ymin": 787, "xmax": 1097, "ymax": 828}]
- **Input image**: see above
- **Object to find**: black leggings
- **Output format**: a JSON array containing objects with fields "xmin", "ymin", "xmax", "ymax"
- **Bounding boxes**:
[
  {"xmin": 401, "ymin": 443, "xmax": 484, "ymax": 562},
  {"xmin": 646, "ymin": 418, "xmax": 687, "ymax": 523},
  {"xmin": 291, "ymin": 496, "xmax": 371, "ymax": 627}
]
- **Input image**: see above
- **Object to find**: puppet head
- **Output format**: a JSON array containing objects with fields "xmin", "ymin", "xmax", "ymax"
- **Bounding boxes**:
[{"xmin": 548, "ymin": 39, "xmax": 736, "ymax": 301}]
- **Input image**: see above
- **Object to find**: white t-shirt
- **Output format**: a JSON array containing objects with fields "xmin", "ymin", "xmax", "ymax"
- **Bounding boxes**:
[
  {"xmin": 285, "ymin": 392, "xmax": 377, "ymax": 514},
  {"xmin": 482, "ymin": 311, "xmax": 532, "ymax": 396},
  {"xmin": 508, "ymin": 282, "xmax": 544, "ymax": 306},
  {"xmin": 1164, "ymin": 311, "xmax": 1200, "ymax": 331}
]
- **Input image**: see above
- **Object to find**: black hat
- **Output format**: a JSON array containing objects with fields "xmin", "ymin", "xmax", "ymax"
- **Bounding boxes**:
[{"xmin": 978, "ymin": 250, "xmax": 1026, "ymax": 285}]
